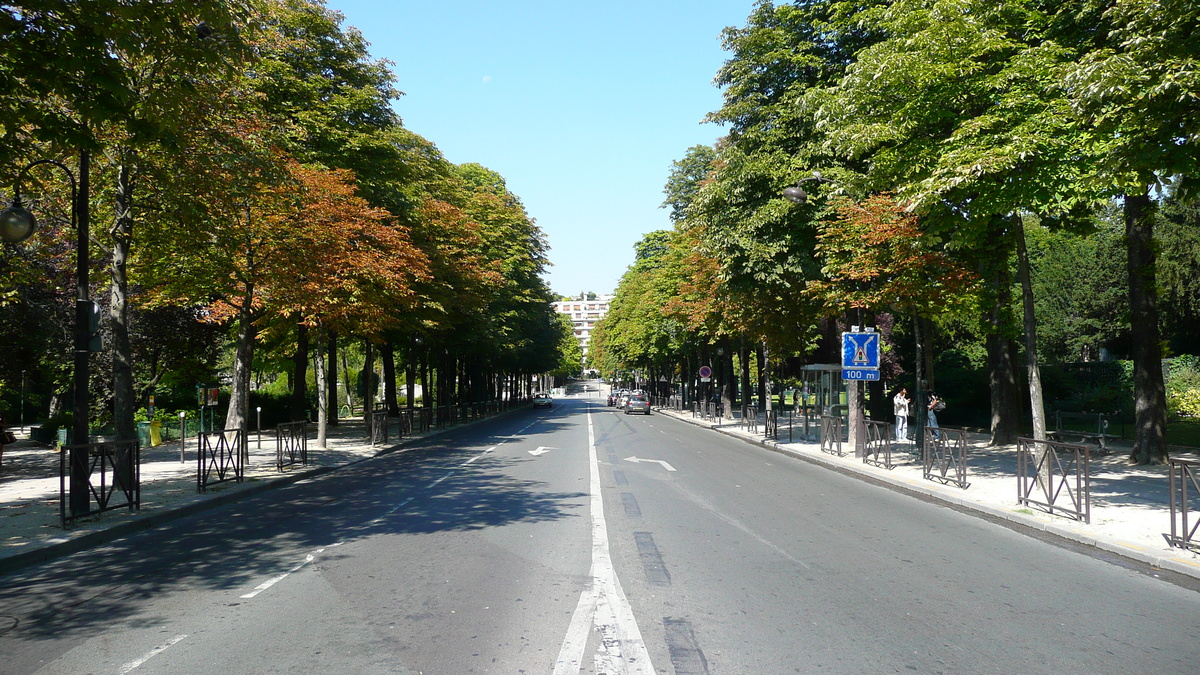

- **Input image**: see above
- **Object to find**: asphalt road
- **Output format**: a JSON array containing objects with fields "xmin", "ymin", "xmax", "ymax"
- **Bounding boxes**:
[{"xmin": 1, "ymin": 397, "xmax": 1199, "ymax": 674}]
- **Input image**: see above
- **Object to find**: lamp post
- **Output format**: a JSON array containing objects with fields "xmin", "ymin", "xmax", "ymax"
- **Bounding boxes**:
[
  {"xmin": 20, "ymin": 370, "xmax": 26, "ymax": 434},
  {"xmin": 782, "ymin": 172, "xmax": 837, "ymax": 205},
  {"xmin": 1, "ymin": 151, "xmax": 92, "ymax": 516}
]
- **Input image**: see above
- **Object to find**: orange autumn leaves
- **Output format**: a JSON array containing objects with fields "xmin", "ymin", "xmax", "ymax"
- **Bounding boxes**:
[
  {"xmin": 808, "ymin": 194, "xmax": 978, "ymax": 314},
  {"xmin": 205, "ymin": 161, "xmax": 430, "ymax": 334}
]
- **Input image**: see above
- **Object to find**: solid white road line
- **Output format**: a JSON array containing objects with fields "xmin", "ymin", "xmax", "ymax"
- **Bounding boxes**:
[
  {"xmin": 554, "ymin": 411, "xmax": 654, "ymax": 675},
  {"xmin": 117, "ymin": 634, "xmax": 187, "ymax": 674}
]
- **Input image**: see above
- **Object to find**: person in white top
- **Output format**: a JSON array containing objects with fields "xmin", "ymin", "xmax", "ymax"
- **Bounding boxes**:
[{"xmin": 893, "ymin": 388, "xmax": 910, "ymax": 442}]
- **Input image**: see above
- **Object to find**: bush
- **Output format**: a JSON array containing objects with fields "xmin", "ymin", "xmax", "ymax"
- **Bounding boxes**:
[{"xmin": 1167, "ymin": 355, "xmax": 1200, "ymax": 420}]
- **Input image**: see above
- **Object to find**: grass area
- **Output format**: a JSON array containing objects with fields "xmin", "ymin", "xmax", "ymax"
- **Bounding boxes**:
[{"xmin": 1168, "ymin": 419, "xmax": 1200, "ymax": 448}]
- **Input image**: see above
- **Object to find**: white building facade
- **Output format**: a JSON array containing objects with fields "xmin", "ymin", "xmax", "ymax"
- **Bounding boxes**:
[{"xmin": 552, "ymin": 293, "xmax": 613, "ymax": 372}]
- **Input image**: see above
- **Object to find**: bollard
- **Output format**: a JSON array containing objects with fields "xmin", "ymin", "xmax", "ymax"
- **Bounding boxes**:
[{"xmin": 179, "ymin": 411, "xmax": 187, "ymax": 463}]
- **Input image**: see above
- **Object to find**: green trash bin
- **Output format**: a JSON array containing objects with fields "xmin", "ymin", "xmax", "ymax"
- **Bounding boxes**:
[{"xmin": 136, "ymin": 421, "xmax": 152, "ymax": 447}]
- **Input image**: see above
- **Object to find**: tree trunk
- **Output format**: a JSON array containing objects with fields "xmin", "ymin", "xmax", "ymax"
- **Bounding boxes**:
[
  {"xmin": 720, "ymin": 337, "xmax": 734, "ymax": 420},
  {"xmin": 326, "ymin": 331, "xmax": 339, "ymax": 427},
  {"xmin": 341, "ymin": 347, "xmax": 353, "ymax": 412},
  {"xmin": 1125, "ymin": 190, "xmax": 1169, "ymax": 464},
  {"xmin": 405, "ymin": 339, "xmax": 416, "ymax": 410},
  {"xmin": 756, "ymin": 342, "xmax": 767, "ymax": 407},
  {"xmin": 739, "ymin": 338, "xmax": 751, "ymax": 409},
  {"xmin": 382, "ymin": 341, "xmax": 399, "ymax": 415},
  {"xmin": 224, "ymin": 294, "xmax": 255, "ymax": 437},
  {"xmin": 1014, "ymin": 215, "xmax": 1047, "ymax": 441},
  {"xmin": 290, "ymin": 318, "xmax": 309, "ymax": 422},
  {"xmin": 921, "ymin": 316, "xmax": 936, "ymax": 392},
  {"xmin": 363, "ymin": 340, "xmax": 375, "ymax": 432},
  {"xmin": 912, "ymin": 311, "xmax": 927, "ymax": 451},
  {"xmin": 762, "ymin": 341, "xmax": 772, "ymax": 413},
  {"xmin": 314, "ymin": 325, "xmax": 327, "ymax": 448},
  {"xmin": 982, "ymin": 219, "xmax": 1021, "ymax": 445},
  {"xmin": 110, "ymin": 157, "xmax": 136, "ymax": 443}
]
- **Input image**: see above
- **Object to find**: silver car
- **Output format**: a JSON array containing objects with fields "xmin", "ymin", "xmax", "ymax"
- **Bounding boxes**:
[{"xmin": 624, "ymin": 394, "xmax": 651, "ymax": 415}]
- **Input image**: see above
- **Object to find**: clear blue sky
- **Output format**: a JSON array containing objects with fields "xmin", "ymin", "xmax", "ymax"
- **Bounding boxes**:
[{"xmin": 325, "ymin": 0, "xmax": 755, "ymax": 297}]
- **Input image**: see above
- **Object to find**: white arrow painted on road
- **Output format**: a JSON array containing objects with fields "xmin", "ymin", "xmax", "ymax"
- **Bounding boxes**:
[
  {"xmin": 529, "ymin": 446, "xmax": 555, "ymax": 456},
  {"xmin": 623, "ymin": 456, "xmax": 676, "ymax": 471}
]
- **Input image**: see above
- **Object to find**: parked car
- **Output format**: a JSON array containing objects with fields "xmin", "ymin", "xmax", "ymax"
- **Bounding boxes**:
[
  {"xmin": 624, "ymin": 394, "xmax": 651, "ymax": 415},
  {"xmin": 533, "ymin": 393, "xmax": 552, "ymax": 408}
]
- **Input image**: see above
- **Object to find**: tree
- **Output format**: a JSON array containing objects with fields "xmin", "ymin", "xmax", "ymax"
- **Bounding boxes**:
[
  {"xmin": 808, "ymin": 0, "xmax": 1106, "ymax": 443},
  {"xmin": 1, "ymin": 0, "xmax": 257, "ymax": 442},
  {"xmin": 1062, "ymin": 0, "xmax": 1200, "ymax": 463}
]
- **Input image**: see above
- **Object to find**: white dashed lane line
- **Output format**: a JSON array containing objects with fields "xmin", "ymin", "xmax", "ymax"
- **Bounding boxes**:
[
  {"xmin": 240, "ymin": 543, "xmax": 343, "ymax": 599},
  {"xmin": 117, "ymin": 634, "xmax": 187, "ymax": 674}
]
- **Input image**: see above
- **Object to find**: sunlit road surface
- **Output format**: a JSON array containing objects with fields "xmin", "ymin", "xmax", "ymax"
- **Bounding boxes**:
[{"xmin": 2, "ymin": 397, "xmax": 1198, "ymax": 674}]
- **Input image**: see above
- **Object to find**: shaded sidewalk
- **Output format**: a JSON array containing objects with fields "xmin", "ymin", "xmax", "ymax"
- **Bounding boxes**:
[
  {"xmin": 651, "ymin": 403, "xmax": 1200, "ymax": 581},
  {"xmin": 0, "ymin": 415, "xmax": 477, "ymax": 575}
]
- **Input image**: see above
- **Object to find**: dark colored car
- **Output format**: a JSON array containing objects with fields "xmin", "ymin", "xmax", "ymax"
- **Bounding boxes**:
[{"xmin": 624, "ymin": 394, "xmax": 651, "ymax": 415}]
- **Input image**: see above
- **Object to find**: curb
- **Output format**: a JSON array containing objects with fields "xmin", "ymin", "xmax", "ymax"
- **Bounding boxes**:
[
  {"xmin": 654, "ymin": 406, "xmax": 1200, "ymax": 583},
  {"xmin": 0, "ymin": 406, "xmax": 531, "ymax": 577}
]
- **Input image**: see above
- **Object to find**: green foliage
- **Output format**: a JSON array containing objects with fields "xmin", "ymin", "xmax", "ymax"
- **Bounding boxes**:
[
  {"xmin": 1166, "ymin": 356, "xmax": 1200, "ymax": 420},
  {"xmin": 552, "ymin": 313, "xmax": 583, "ymax": 378},
  {"xmin": 1026, "ymin": 218, "xmax": 1127, "ymax": 362},
  {"xmin": 662, "ymin": 145, "xmax": 716, "ymax": 223}
]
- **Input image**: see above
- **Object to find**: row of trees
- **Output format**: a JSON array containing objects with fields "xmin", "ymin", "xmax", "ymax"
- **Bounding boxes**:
[
  {"xmin": 591, "ymin": 0, "xmax": 1200, "ymax": 464},
  {"xmin": 0, "ymin": 1, "xmax": 574, "ymax": 444}
]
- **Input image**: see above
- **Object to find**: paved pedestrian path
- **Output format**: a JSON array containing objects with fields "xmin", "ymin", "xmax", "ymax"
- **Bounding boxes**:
[
  {"xmin": 647, "ymin": 402, "xmax": 1200, "ymax": 581},
  {"xmin": 0, "ymin": 415, "xmax": 474, "ymax": 575}
]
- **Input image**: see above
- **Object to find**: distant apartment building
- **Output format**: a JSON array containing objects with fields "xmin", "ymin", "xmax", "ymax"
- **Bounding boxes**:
[{"xmin": 552, "ymin": 293, "xmax": 613, "ymax": 368}]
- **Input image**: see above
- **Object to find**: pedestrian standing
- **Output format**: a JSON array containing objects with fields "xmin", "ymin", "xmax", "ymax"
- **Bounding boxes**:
[
  {"xmin": 927, "ymin": 392, "xmax": 943, "ymax": 440},
  {"xmin": 893, "ymin": 388, "xmax": 909, "ymax": 442}
]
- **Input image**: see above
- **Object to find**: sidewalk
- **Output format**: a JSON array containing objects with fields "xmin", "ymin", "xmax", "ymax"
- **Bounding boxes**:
[
  {"xmin": 650, "ymin": 403, "xmax": 1200, "ymax": 581},
  {"xmin": 0, "ymin": 416, "xmax": 470, "ymax": 575}
]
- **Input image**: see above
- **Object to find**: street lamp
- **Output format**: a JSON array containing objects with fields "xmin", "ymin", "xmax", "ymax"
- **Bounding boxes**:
[
  {"xmin": 783, "ymin": 172, "xmax": 837, "ymax": 204},
  {"xmin": 1, "ymin": 152, "xmax": 93, "ymax": 516}
]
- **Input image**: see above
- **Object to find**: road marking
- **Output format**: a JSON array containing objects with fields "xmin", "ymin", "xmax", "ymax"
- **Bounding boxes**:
[
  {"xmin": 426, "ymin": 471, "xmax": 455, "ymax": 489},
  {"xmin": 241, "ymin": 548, "xmax": 323, "ymax": 598},
  {"xmin": 623, "ymin": 456, "xmax": 676, "ymax": 472},
  {"xmin": 118, "ymin": 634, "xmax": 187, "ymax": 674},
  {"xmin": 529, "ymin": 446, "xmax": 555, "ymax": 456},
  {"xmin": 555, "ymin": 412, "xmax": 654, "ymax": 674},
  {"xmin": 463, "ymin": 445, "xmax": 495, "ymax": 464}
]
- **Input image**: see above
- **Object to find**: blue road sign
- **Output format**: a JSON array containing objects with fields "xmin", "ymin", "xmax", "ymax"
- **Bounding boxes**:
[
  {"xmin": 841, "ymin": 332, "xmax": 880, "ymax": 369},
  {"xmin": 842, "ymin": 368, "xmax": 880, "ymax": 381}
]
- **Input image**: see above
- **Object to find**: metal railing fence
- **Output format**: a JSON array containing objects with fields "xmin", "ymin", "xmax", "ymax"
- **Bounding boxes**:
[
  {"xmin": 276, "ymin": 420, "xmax": 308, "ymax": 471},
  {"xmin": 743, "ymin": 405, "xmax": 758, "ymax": 433},
  {"xmin": 1017, "ymin": 437, "xmax": 1091, "ymax": 523},
  {"xmin": 1165, "ymin": 457, "xmax": 1200, "ymax": 552},
  {"xmin": 370, "ymin": 410, "xmax": 389, "ymax": 446},
  {"xmin": 923, "ymin": 427, "xmax": 970, "ymax": 489},
  {"xmin": 820, "ymin": 415, "xmax": 845, "ymax": 457},
  {"xmin": 862, "ymin": 420, "xmax": 895, "ymax": 469},
  {"xmin": 198, "ymin": 428, "xmax": 245, "ymax": 493},
  {"xmin": 59, "ymin": 440, "xmax": 141, "ymax": 527}
]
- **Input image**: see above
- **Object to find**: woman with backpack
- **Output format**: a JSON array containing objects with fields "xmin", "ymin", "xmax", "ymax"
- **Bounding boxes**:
[{"xmin": 927, "ymin": 392, "xmax": 943, "ymax": 439}]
